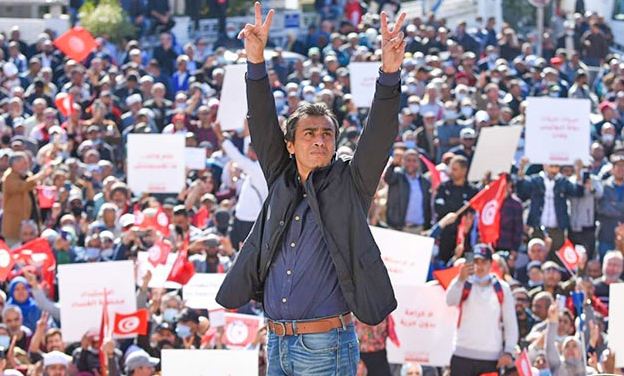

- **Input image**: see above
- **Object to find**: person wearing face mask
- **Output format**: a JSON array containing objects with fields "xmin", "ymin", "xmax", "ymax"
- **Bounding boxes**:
[
  {"xmin": 437, "ymin": 101, "xmax": 464, "ymax": 157},
  {"xmin": 449, "ymin": 128, "xmax": 477, "ymax": 166},
  {"xmin": 598, "ymin": 122, "xmax": 617, "ymax": 157},
  {"xmin": 414, "ymin": 112, "xmax": 439, "ymax": 162},
  {"xmin": 175, "ymin": 309, "xmax": 202, "ymax": 349},
  {"xmin": 214, "ymin": 23, "xmax": 244, "ymax": 50},
  {"xmin": 159, "ymin": 293, "xmax": 183, "ymax": 325},
  {"xmin": 446, "ymin": 244, "xmax": 518, "ymax": 376}
]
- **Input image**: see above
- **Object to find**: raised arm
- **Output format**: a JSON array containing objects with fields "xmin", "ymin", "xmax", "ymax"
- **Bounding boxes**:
[
  {"xmin": 350, "ymin": 11, "xmax": 406, "ymax": 201},
  {"xmin": 238, "ymin": 2, "xmax": 288, "ymax": 185}
]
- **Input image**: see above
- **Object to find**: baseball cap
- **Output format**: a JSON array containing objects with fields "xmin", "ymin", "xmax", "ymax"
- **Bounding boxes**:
[
  {"xmin": 541, "ymin": 260, "xmax": 563, "ymax": 272},
  {"xmin": 119, "ymin": 213, "xmax": 135, "ymax": 228},
  {"xmin": 610, "ymin": 154, "xmax": 624, "ymax": 165},
  {"xmin": 473, "ymin": 243, "xmax": 493, "ymax": 260},
  {"xmin": 178, "ymin": 308, "xmax": 200, "ymax": 324},
  {"xmin": 43, "ymin": 351, "xmax": 72, "ymax": 368},
  {"xmin": 527, "ymin": 260, "xmax": 542, "ymax": 272},
  {"xmin": 125, "ymin": 350, "xmax": 159, "ymax": 372},
  {"xmin": 599, "ymin": 100, "xmax": 616, "ymax": 112},
  {"xmin": 460, "ymin": 128, "xmax": 476, "ymax": 139}
]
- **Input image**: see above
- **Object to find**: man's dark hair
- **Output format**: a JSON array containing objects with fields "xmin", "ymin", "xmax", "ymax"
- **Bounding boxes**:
[
  {"xmin": 284, "ymin": 102, "xmax": 340, "ymax": 145},
  {"xmin": 450, "ymin": 155, "xmax": 469, "ymax": 170}
]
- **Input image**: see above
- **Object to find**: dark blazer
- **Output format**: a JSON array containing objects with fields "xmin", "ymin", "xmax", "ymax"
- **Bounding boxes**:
[
  {"xmin": 516, "ymin": 173, "xmax": 584, "ymax": 230},
  {"xmin": 384, "ymin": 165, "xmax": 432, "ymax": 230},
  {"xmin": 217, "ymin": 75, "xmax": 399, "ymax": 325}
]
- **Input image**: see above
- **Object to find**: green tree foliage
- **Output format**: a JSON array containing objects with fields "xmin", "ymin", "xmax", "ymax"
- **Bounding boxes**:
[{"xmin": 79, "ymin": 0, "xmax": 136, "ymax": 42}]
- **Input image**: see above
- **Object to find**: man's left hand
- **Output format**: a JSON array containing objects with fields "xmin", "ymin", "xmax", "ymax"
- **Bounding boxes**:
[
  {"xmin": 380, "ymin": 11, "xmax": 407, "ymax": 74},
  {"xmin": 496, "ymin": 353, "xmax": 513, "ymax": 368}
]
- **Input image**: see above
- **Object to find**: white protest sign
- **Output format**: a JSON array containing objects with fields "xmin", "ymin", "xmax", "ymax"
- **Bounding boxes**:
[
  {"xmin": 348, "ymin": 62, "xmax": 379, "ymax": 108},
  {"xmin": 217, "ymin": 64, "xmax": 247, "ymax": 131},
  {"xmin": 161, "ymin": 349, "xmax": 258, "ymax": 376},
  {"xmin": 185, "ymin": 147, "xmax": 206, "ymax": 170},
  {"xmin": 136, "ymin": 251, "xmax": 181, "ymax": 289},
  {"xmin": 468, "ymin": 125, "xmax": 522, "ymax": 182},
  {"xmin": 370, "ymin": 226, "xmax": 434, "ymax": 286},
  {"xmin": 525, "ymin": 97, "xmax": 591, "ymax": 164},
  {"xmin": 58, "ymin": 261, "xmax": 137, "ymax": 342},
  {"xmin": 127, "ymin": 134, "xmax": 185, "ymax": 194},
  {"xmin": 609, "ymin": 283, "xmax": 624, "ymax": 368},
  {"xmin": 222, "ymin": 312, "xmax": 265, "ymax": 349},
  {"xmin": 387, "ymin": 284, "xmax": 458, "ymax": 366},
  {"xmin": 182, "ymin": 273, "xmax": 226, "ymax": 310}
]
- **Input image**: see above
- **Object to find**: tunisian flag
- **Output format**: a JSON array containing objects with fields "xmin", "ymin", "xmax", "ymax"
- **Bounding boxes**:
[
  {"xmin": 468, "ymin": 174, "xmax": 508, "ymax": 244},
  {"xmin": 166, "ymin": 238, "xmax": 195, "ymax": 285},
  {"xmin": 113, "ymin": 309, "xmax": 149, "ymax": 336},
  {"xmin": 136, "ymin": 207, "xmax": 170, "ymax": 237},
  {"xmin": 556, "ymin": 239, "xmax": 581, "ymax": 273},
  {"xmin": 515, "ymin": 349, "xmax": 532, "ymax": 376},
  {"xmin": 98, "ymin": 290, "xmax": 112, "ymax": 376},
  {"xmin": 146, "ymin": 239, "xmax": 171, "ymax": 267},
  {"xmin": 53, "ymin": 27, "xmax": 97, "ymax": 62},
  {"xmin": 0, "ymin": 241, "xmax": 15, "ymax": 282},
  {"xmin": 12, "ymin": 238, "xmax": 56, "ymax": 297},
  {"xmin": 54, "ymin": 93, "xmax": 76, "ymax": 118},
  {"xmin": 37, "ymin": 186, "xmax": 57, "ymax": 209}
]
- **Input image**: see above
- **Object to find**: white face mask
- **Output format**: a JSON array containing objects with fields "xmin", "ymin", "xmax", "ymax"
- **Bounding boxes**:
[
  {"xmin": 409, "ymin": 104, "xmax": 420, "ymax": 114},
  {"xmin": 303, "ymin": 93, "xmax": 315, "ymax": 103},
  {"xmin": 461, "ymin": 106, "xmax": 474, "ymax": 117},
  {"xmin": 444, "ymin": 110, "xmax": 459, "ymax": 120},
  {"xmin": 456, "ymin": 93, "xmax": 467, "ymax": 102},
  {"xmin": 601, "ymin": 133, "xmax": 615, "ymax": 144},
  {"xmin": 227, "ymin": 31, "xmax": 237, "ymax": 39}
]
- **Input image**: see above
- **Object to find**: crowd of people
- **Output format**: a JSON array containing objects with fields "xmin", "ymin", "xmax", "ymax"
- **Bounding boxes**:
[{"xmin": 0, "ymin": 0, "xmax": 621, "ymax": 375}]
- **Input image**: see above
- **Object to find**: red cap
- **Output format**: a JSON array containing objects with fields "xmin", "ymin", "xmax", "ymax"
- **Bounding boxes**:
[
  {"xmin": 550, "ymin": 57, "xmax": 563, "ymax": 66},
  {"xmin": 599, "ymin": 101, "xmax": 616, "ymax": 112}
]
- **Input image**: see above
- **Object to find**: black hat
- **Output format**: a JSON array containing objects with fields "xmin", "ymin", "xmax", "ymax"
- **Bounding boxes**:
[
  {"xmin": 178, "ymin": 308, "xmax": 200, "ymax": 324},
  {"xmin": 473, "ymin": 243, "xmax": 493, "ymax": 260}
]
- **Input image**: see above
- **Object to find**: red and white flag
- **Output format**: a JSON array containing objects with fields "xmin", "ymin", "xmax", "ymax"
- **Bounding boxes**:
[
  {"xmin": 147, "ymin": 239, "xmax": 171, "ymax": 267},
  {"xmin": 12, "ymin": 238, "xmax": 56, "ymax": 298},
  {"xmin": 0, "ymin": 241, "xmax": 15, "ymax": 282},
  {"xmin": 53, "ymin": 27, "xmax": 97, "ymax": 62},
  {"xmin": 221, "ymin": 312, "xmax": 264, "ymax": 349},
  {"xmin": 99, "ymin": 289, "xmax": 112, "ymax": 376},
  {"xmin": 515, "ymin": 349, "xmax": 532, "ymax": 376},
  {"xmin": 136, "ymin": 207, "xmax": 170, "ymax": 237},
  {"xmin": 113, "ymin": 309, "xmax": 149, "ymax": 336},
  {"xmin": 469, "ymin": 174, "xmax": 508, "ymax": 244},
  {"xmin": 37, "ymin": 186, "xmax": 57, "ymax": 209},
  {"xmin": 556, "ymin": 239, "xmax": 581, "ymax": 273},
  {"xmin": 166, "ymin": 238, "xmax": 195, "ymax": 285},
  {"xmin": 54, "ymin": 93, "xmax": 76, "ymax": 118}
]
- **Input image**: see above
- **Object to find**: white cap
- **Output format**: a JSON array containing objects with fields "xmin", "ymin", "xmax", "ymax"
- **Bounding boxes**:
[
  {"xmin": 3, "ymin": 62, "xmax": 18, "ymax": 77},
  {"xmin": 43, "ymin": 351, "xmax": 72, "ymax": 368},
  {"xmin": 119, "ymin": 213, "xmax": 135, "ymax": 228},
  {"xmin": 126, "ymin": 93, "xmax": 142, "ymax": 106}
]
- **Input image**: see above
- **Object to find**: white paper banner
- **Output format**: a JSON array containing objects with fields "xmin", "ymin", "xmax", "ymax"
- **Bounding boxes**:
[
  {"xmin": 58, "ymin": 261, "xmax": 137, "ymax": 342},
  {"xmin": 609, "ymin": 283, "xmax": 624, "ymax": 368},
  {"xmin": 370, "ymin": 226, "xmax": 434, "ymax": 286},
  {"xmin": 468, "ymin": 125, "xmax": 522, "ymax": 182},
  {"xmin": 217, "ymin": 64, "xmax": 247, "ymax": 131},
  {"xmin": 386, "ymin": 284, "xmax": 458, "ymax": 366},
  {"xmin": 525, "ymin": 97, "xmax": 591, "ymax": 165},
  {"xmin": 161, "ymin": 349, "xmax": 258, "ymax": 375},
  {"xmin": 348, "ymin": 62, "xmax": 379, "ymax": 108},
  {"xmin": 127, "ymin": 134, "xmax": 186, "ymax": 194},
  {"xmin": 182, "ymin": 273, "xmax": 226, "ymax": 310},
  {"xmin": 185, "ymin": 147, "xmax": 206, "ymax": 170}
]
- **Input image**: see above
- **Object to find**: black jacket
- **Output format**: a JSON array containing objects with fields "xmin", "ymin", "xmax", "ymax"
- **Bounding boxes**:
[
  {"xmin": 216, "ymin": 75, "xmax": 399, "ymax": 325},
  {"xmin": 384, "ymin": 164, "xmax": 432, "ymax": 230}
]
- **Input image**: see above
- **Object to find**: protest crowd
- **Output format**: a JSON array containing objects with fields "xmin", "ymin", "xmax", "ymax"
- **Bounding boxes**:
[{"xmin": 0, "ymin": 0, "xmax": 621, "ymax": 375}]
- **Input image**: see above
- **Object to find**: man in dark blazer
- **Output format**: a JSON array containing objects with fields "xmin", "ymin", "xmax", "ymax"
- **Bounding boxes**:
[
  {"xmin": 217, "ymin": 3, "xmax": 406, "ymax": 374},
  {"xmin": 384, "ymin": 148, "xmax": 432, "ymax": 232}
]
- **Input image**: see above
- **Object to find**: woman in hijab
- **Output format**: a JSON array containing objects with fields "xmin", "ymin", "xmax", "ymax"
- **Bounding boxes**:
[
  {"xmin": 545, "ymin": 304, "xmax": 597, "ymax": 375},
  {"xmin": 7, "ymin": 276, "xmax": 42, "ymax": 332}
]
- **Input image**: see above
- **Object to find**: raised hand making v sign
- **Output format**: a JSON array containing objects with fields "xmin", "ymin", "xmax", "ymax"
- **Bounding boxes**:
[
  {"xmin": 380, "ymin": 11, "xmax": 407, "ymax": 73},
  {"xmin": 237, "ymin": 2, "xmax": 274, "ymax": 64}
]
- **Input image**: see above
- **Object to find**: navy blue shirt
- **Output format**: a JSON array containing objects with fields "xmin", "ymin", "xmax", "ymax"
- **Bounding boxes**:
[{"xmin": 264, "ymin": 195, "xmax": 349, "ymax": 320}]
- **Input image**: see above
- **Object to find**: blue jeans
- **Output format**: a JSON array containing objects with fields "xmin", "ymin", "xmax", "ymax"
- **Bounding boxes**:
[{"xmin": 266, "ymin": 323, "xmax": 359, "ymax": 375}]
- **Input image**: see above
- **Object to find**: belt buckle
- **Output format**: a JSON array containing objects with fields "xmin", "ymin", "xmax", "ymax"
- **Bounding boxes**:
[{"xmin": 273, "ymin": 321, "xmax": 287, "ymax": 336}]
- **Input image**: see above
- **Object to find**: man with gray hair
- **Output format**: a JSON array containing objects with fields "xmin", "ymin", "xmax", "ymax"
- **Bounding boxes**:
[
  {"xmin": 1, "ymin": 151, "xmax": 50, "ymax": 246},
  {"xmin": 2, "ymin": 305, "xmax": 32, "ymax": 350}
]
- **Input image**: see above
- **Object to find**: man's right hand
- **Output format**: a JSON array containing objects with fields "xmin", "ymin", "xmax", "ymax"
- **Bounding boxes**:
[
  {"xmin": 238, "ymin": 2, "xmax": 274, "ymax": 64},
  {"xmin": 458, "ymin": 262, "xmax": 474, "ymax": 282}
]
